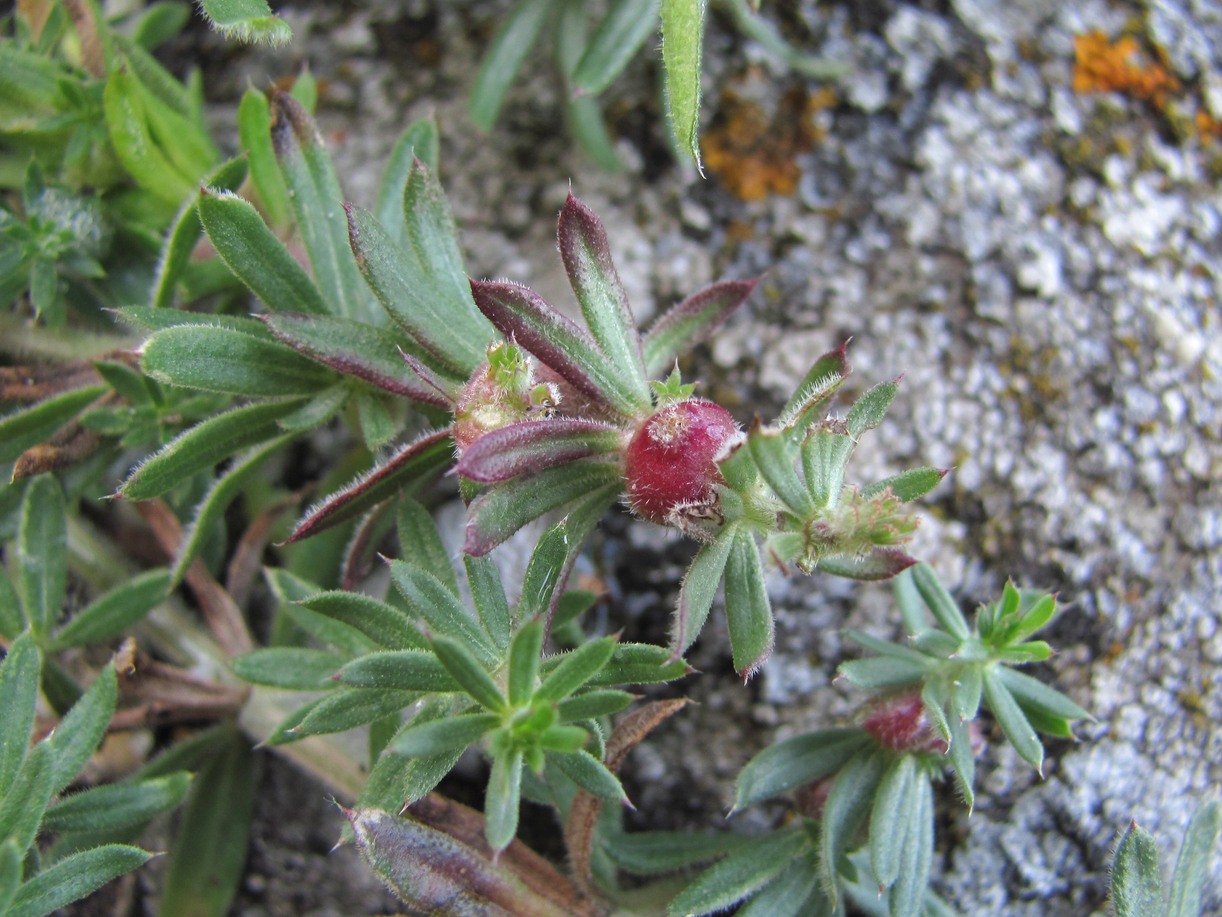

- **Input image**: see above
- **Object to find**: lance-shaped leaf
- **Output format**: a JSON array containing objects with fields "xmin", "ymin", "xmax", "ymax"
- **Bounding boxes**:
[
  {"xmin": 724, "ymin": 527, "xmax": 773, "ymax": 679},
  {"xmin": 911, "ymin": 563, "xmax": 971, "ymax": 639},
  {"xmin": 982, "ymin": 667, "xmax": 1044, "ymax": 774},
  {"xmin": 285, "ymin": 428, "xmax": 452, "ymax": 543},
  {"xmin": 375, "ymin": 119, "xmax": 441, "ymax": 243},
  {"xmin": 262, "ymin": 312, "xmax": 448, "ymax": 405},
  {"xmin": 869, "ymin": 755, "xmax": 918, "ymax": 890},
  {"xmin": 485, "ymin": 748, "xmax": 525, "ymax": 851},
  {"xmin": 733, "ymin": 727, "xmax": 872, "ymax": 810},
  {"xmin": 1168, "ymin": 800, "xmax": 1221, "ymax": 917},
  {"xmin": 197, "ymin": 188, "xmax": 330, "ymax": 315},
  {"xmin": 231, "ymin": 647, "xmax": 343, "ymax": 689},
  {"xmin": 801, "ymin": 428, "xmax": 853, "ymax": 510},
  {"xmin": 817, "ymin": 547, "xmax": 917, "ymax": 581},
  {"xmin": 50, "ymin": 569, "xmax": 171, "ymax": 649},
  {"xmin": 140, "ymin": 324, "xmax": 336, "ymax": 396},
  {"xmin": 391, "ymin": 562, "xmax": 498, "ymax": 664},
  {"xmin": 469, "ymin": 0, "xmax": 552, "ymax": 130},
  {"xmin": 237, "ymin": 87, "xmax": 290, "ymax": 228},
  {"xmin": 1111, "ymin": 820, "xmax": 1164, "ymax": 917},
  {"xmin": 300, "ymin": 591, "xmax": 426, "ymax": 651},
  {"xmin": 642, "ymin": 279, "xmax": 758, "ymax": 379},
  {"xmin": 464, "ymin": 459, "xmax": 622, "ymax": 557},
  {"xmin": 114, "ymin": 306, "xmax": 274, "ymax": 337},
  {"xmin": 661, "ymin": 0, "xmax": 707, "ymax": 168},
  {"xmin": 392, "ymin": 711, "xmax": 499, "ymax": 758},
  {"xmin": 271, "ymin": 91, "xmax": 373, "ymax": 323},
  {"xmin": 671, "ymin": 522, "xmax": 735, "ymax": 659},
  {"xmin": 557, "ymin": 193, "xmax": 650, "ymax": 408},
  {"xmin": 42, "ymin": 771, "xmax": 191, "ymax": 833},
  {"xmin": 575, "ymin": 643, "xmax": 692, "ymax": 686},
  {"xmin": 734, "ymin": 856, "xmax": 823, "ymax": 917},
  {"xmin": 777, "ymin": 342, "xmax": 851, "ymax": 433},
  {"xmin": 846, "ymin": 377, "xmax": 900, "ymax": 438},
  {"xmin": 464, "ymin": 555, "xmax": 512, "ymax": 652},
  {"xmin": 397, "ymin": 499, "xmax": 460, "ymax": 597},
  {"xmin": 0, "ymin": 384, "xmax": 107, "ymax": 466},
  {"xmin": 430, "ymin": 635, "xmax": 504, "ymax": 711},
  {"xmin": 348, "ymin": 198, "xmax": 488, "ymax": 378},
  {"xmin": 0, "ymin": 634, "xmax": 39, "ymax": 791},
  {"xmin": 820, "ymin": 747, "xmax": 885, "ymax": 906},
  {"xmin": 518, "ymin": 528, "xmax": 569, "ymax": 624},
  {"xmin": 7, "ymin": 845, "xmax": 153, "ymax": 917},
  {"xmin": 456, "ymin": 417, "xmax": 623, "ymax": 484},
  {"xmin": 992, "ymin": 666, "xmax": 1090, "ymax": 727},
  {"xmin": 471, "ymin": 279, "xmax": 640, "ymax": 418},
  {"xmin": 120, "ymin": 400, "xmax": 303, "ymax": 500},
  {"xmin": 667, "ymin": 827, "xmax": 809, "ymax": 917},
  {"xmin": 197, "ymin": 0, "xmax": 292, "ymax": 45},
  {"xmin": 338, "ymin": 651, "xmax": 463, "ymax": 693},
  {"xmin": 747, "ymin": 424, "xmax": 814, "ymax": 519},
  {"xmin": 889, "ymin": 772, "xmax": 934, "ymax": 915},
  {"xmin": 537, "ymin": 636, "xmax": 618, "ymax": 704},
  {"xmin": 103, "ymin": 68, "xmax": 191, "ymax": 209},
  {"xmin": 345, "ymin": 804, "xmax": 595, "ymax": 917},
  {"xmin": 573, "ymin": 0, "xmax": 661, "ymax": 94},
  {"xmin": 286, "ymin": 687, "xmax": 423, "ymax": 740},
  {"xmin": 862, "ymin": 466, "xmax": 948, "ymax": 503},
  {"xmin": 18, "ymin": 475, "xmax": 66, "ymax": 638}
]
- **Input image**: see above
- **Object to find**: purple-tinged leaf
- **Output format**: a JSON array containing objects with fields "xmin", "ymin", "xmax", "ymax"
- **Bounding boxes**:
[
  {"xmin": 470, "ymin": 280, "xmax": 641, "ymax": 420},
  {"xmin": 777, "ymin": 342, "xmax": 851, "ymax": 433},
  {"xmin": 262, "ymin": 312, "xmax": 451, "ymax": 406},
  {"xmin": 558, "ymin": 193, "xmax": 649, "ymax": 404},
  {"xmin": 456, "ymin": 418, "xmax": 624, "ymax": 484},
  {"xmin": 817, "ymin": 548, "xmax": 917, "ymax": 581},
  {"xmin": 642, "ymin": 278, "xmax": 758, "ymax": 379},
  {"xmin": 399, "ymin": 350, "xmax": 461, "ymax": 406},
  {"xmin": 284, "ymin": 428, "xmax": 452, "ymax": 543},
  {"xmin": 464, "ymin": 460, "xmax": 621, "ymax": 556}
]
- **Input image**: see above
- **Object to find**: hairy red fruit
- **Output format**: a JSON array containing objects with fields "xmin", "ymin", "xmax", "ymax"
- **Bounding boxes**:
[
  {"xmin": 860, "ymin": 689, "xmax": 983, "ymax": 757},
  {"xmin": 624, "ymin": 399, "xmax": 739, "ymax": 526}
]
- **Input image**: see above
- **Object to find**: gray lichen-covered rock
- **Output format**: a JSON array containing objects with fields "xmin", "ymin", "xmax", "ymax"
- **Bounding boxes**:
[{"xmin": 188, "ymin": 0, "xmax": 1220, "ymax": 913}]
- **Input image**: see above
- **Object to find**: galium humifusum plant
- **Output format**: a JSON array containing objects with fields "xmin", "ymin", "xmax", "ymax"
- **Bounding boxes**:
[{"xmin": 667, "ymin": 564, "xmax": 1091, "ymax": 917}]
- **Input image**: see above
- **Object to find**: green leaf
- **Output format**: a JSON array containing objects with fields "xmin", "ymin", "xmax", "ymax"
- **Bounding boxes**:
[
  {"xmin": 982, "ymin": 667, "xmax": 1044, "ymax": 773},
  {"xmin": 869, "ymin": 755, "xmax": 918, "ymax": 889},
  {"xmin": 469, "ymin": 0, "xmax": 552, "ymax": 130},
  {"xmin": 337, "ymin": 650, "xmax": 462, "ymax": 693},
  {"xmin": 0, "ymin": 840, "xmax": 18, "ymax": 914},
  {"xmin": 861, "ymin": 466, "xmax": 947, "ymax": 503},
  {"xmin": 550, "ymin": 748, "xmax": 625, "ymax": 801},
  {"xmin": 800, "ymin": 428, "xmax": 853, "ymax": 510},
  {"xmin": 161, "ymin": 729, "xmax": 256, "ymax": 917},
  {"xmin": 573, "ymin": 0, "xmax": 660, "ymax": 94},
  {"xmin": 103, "ymin": 69, "xmax": 192, "ymax": 209},
  {"xmin": 992, "ymin": 666, "xmax": 1090, "ymax": 724},
  {"xmin": 271, "ymin": 92, "xmax": 373, "ymax": 324},
  {"xmin": 484, "ymin": 748, "xmax": 524, "ymax": 852},
  {"xmin": 284, "ymin": 429, "xmax": 453, "ymax": 544},
  {"xmin": 845, "ymin": 378, "xmax": 899, "ymax": 438},
  {"xmin": 463, "ymin": 461, "xmax": 621, "ymax": 557},
  {"xmin": 43, "ymin": 771, "xmax": 191, "ymax": 833},
  {"xmin": 537, "ymin": 636, "xmax": 617, "ymax": 703},
  {"xmin": 556, "ymin": 193, "xmax": 650, "ymax": 408},
  {"xmin": 733, "ymin": 728, "xmax": 872, "ymax": 810},
  {"xmin": 888, "ymin": 771, "xmax": 934, "ymax": 916},
  {"xmin": 603, "ymin": 830, "xmax": 748, "ymax": 876},
  {"xmin": 1168, "ymin": 800, "xmax": 1221, "ymax": 917},
  {"xmin": 464, "ymin": 555, "xmax": 512, "ymax": 652},
  {"xmin": 140, "ymin": 324, "xmax": 336, "ymax": 396},
  {"xmin": 238, "ymin": 87, "xmax": 290, "ymax": 227},
  {"xmin": 430, "ymin": 635, "xmax": 504, "ymax": 712},
  {"xmin": 660, "ymin": 0, "xmax": 707, "ymax": 169},
  {"xmin": 946, "ymin": 710, "xmax": 976, "ymax": 810},
  {"xmin": 0, "ymin": 571, "xmax": 19, "ymax": 641},
  {"xmin": 303, "ymin": 590, "xmax": 426, "ymax": 652},
  {"xmin": 580, "ymin": 643, "xmax": 690, "ymax": 686},
  {"xmin": 396, "ymin": 499, "xmax": 459, "ymax": 597},
  {"xmin": 1111, "ymin": 820, "xmax": 1164, "ymax": 917},
  {"xmin": 198, "ymin": 189, "xmax": 330, "ymax": 315},
  {"xmin": 641, "ymin": 279, "xmax": 758, "ymax": 379},
  {"xmin": 671, "ymin": 513, "xmax": 735, "ymax": 659},
  {"xmin": 820, "ymin": 747, "xmax": 885, "ymax": 906},
  {"xmin": 231, "ymin": 647, "xmax": 344, "ymax": 689},
  {"xmin": 375, "ymin": 117, "xmax": 441, "ymax": 243},
  {"xmin": 7, "ymin": 845, "xmax": 152, "ymax": 917},
  {"xmin": 724, "ymin": 528, "xmax": 773, "ymax": 679},
  {"xmin": 668, "ymin": 826, "xmax": 808, "ymax": 916},
  {"xmin": 556, "ymin": 689, "xmax": 635, "ymax": 722},
  {"xmin": 911, "ymin": 563, "xmax": 970, "ymax": 640},
  {"xmin": 0, "ymin": 741, "xmax": 54, "ymax": 853},
  {"xmin": 120, "ymin": 400, "xmax": 303, "ymax": 500},
  {"xmin": 44, "ymin": 664, "xmax": 118, "ymax": 795},
  {"xmin": 734, "ymin": 855, "xmax": 822, "ymax": 917},
  {"xmin": 0, "ymin": 633, "xmax": 40, "ymax": 793},
  {"xmin": 18, "ymin": 475, "xmax": 66, "ymax": 638},
  {"xmin": 197, "ymin": 0, "xmax": 291, "ymax": 44},
  {"xmin": 747, "ymin": 427, "xmax": 814, "ymax": 519},
  {"xmin": 391, "ymin": 561, "xmax": 499, "ymax": 664},
  {"xmin": 508, "ymin": 618, "xmax": 546, "ymax": 707},
  {"xmin": 0, "ymin": 384, "xmax": 106, "ymax": 465},
  {"xmin": 286, "ymin": 687, "xmax": 421, "ymax": 740},
  {"xmin": 518, "ymin": 526, "xmax": 572, "ymax": 622},
  {"xmin": 837, "ymin": 655, "xmax": 930, "ymax": 690},
  {"xmin": 391, "ymin": 711, "xmax": 499, "ymax": 758},
  {"xmin": 50, "ymin": 569, "xmax": 169, "ymax": 649},
  {"xmin": 362, "ymin": 700, "xmax": 464, "ymax": 807}
]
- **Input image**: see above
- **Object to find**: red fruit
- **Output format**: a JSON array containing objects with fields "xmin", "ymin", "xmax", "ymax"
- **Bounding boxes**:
[
  {"xmin": 624, "ymin": 399, "xmax": 739, "ymax": 527},
  {"xmin": 861, "ymin": 689, "xmax": 944, "ymax": 753}
]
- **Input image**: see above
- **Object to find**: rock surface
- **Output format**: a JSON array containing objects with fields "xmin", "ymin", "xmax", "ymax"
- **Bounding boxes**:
[{"xmin": 174, "ymin": 0, "xmax": 1221, "ymax": 913}]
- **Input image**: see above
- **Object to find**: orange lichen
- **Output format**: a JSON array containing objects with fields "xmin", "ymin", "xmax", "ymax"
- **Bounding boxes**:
[
  {"xmin": 701, "ymin": 80, "xmax": 834, "ymax": 201},
  {"xmin": 1195, "ymin": 110, "xmax": 1222, "ymax": 143},
  {"xmin": 1072, "ymin": 31, "xmax": 1180, "ymax": 109}
]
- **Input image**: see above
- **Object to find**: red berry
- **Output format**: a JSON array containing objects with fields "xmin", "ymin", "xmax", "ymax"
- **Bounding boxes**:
[
  {"xmin": 861, "ymin": 689, "xmax": 944, "ymax": 753},
  {"xmin": 624, "ymin": 399, "xmax": 739, "ymax": 526}
]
